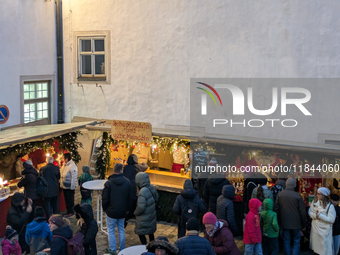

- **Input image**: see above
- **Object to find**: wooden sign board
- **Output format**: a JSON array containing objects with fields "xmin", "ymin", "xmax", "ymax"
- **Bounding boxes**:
[{"xmin": 111, "ymin": 120, "xmax": 152, "ymax": 143}]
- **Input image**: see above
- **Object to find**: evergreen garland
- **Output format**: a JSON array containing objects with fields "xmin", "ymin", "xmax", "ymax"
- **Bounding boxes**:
[{"xmin": 0, "ymin": 131, "xmax": 83, "ymax": 164}]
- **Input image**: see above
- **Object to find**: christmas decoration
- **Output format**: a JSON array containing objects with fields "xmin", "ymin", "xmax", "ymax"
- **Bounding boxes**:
[{"xmin": 0, "ymin": 131, "xmax": 83, "ymax": 164}]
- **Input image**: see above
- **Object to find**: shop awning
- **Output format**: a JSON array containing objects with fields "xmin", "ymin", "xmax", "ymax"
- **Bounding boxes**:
[
  {"xmin": 85, "ymin": 124, "xmax": 340, "ymax": 156},
  {"xmin": 0, "ymin": 121, "xmax": 98, "ymax": 150}
]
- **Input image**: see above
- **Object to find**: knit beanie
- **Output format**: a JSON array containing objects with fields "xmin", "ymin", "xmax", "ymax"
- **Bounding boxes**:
[
  {"xmin": 49, "ymin": 216, "xmax": 64, "ymax": 227},
  {"xmin": 286, "ymin": 178, "xmax": 296, "ymax": 188},
  {"xmin": 82, "ymin": 165, "xmax": 90, "ymax": 173},
  {"xmin": 5, "ymin": 228, "xmax": 17, "ymax": 240},
  {"xmin": 186, "ymin": 218, "xmax": 200, "ymax": 231},
  {"xmin": 202, "ymin": 212, "xmax": 217, "ymax": 225},
  {"xmin": 34, "ymin": 206, "xmax": 45, "ymax": 218},
  {"xmin": 318, "ymin": 187, "xmax": 330, "ymax": 196}
]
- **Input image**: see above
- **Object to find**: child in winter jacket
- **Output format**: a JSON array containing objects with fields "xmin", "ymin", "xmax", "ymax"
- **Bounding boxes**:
[
  {"xmin": 78, "ymin": 165, "xmax": 93, "ymax": 204},
  {"xmin": 260, "ymin": 198, "xmax": 279, "ymax": 255},
  {"xmin": 1, "ymin": 227, "xmax": 22, "ymax": 255},
  {"xmin": 25, "ymin": 206, "xmax": 53, "ymax": 255},
  {"xmin": 243, "ymin": 198, "xmax": 263, "ymax": 255}
]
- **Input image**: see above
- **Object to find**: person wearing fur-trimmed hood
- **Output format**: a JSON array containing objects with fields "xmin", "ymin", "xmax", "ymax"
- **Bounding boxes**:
[{"xmin": 144, "ymin": 236, "xmax": 178, "ymax": 255}]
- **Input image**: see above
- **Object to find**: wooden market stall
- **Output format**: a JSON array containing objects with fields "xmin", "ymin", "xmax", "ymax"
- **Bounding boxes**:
[{"xmin": 0, "ymin": 121, "xmax": 97, "ymax": 237}]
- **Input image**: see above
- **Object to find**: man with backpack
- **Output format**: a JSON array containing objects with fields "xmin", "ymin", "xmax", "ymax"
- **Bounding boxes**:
[
  {"xmin": 173, "ymin": 179, "xmax": 206, "ymax": 238},
  {"xmin": 40, "ymin": 156, "xmax": 61, "ymax": 219}
]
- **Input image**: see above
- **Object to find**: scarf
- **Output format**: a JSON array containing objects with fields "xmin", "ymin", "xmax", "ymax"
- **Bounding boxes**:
[{"xmin": 207, "ymin": 221, "xmax": 219, "ymax": 237}]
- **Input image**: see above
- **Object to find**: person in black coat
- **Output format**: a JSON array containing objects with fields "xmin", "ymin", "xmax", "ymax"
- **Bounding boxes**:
[
  {"xmin": 123, "ymin": 154, "xmax": 141, "ymax": 227},
  {"xmin": 6, "ymin": 192, "xmax": 33, "ymax": 254},
  {"xmin": 40, "ymin": 156, "xmax": 61, "ymax": 219},
  {"xmin": 331, "ymin": 194, "xmax": 340, "ymax": 255},
  {"xmin": 216, "ymin": 184, "xmax": 238, "ymax": 236},
  {"xmin": 102, "ymin": 163, "xmax": 132, "ymax": 252},
  {"xmin": 17, "ymin": 160, "xmax": 39, "ymax": 202},
  {"xmin": 173, "ymin": 179, "xmax": 206, "ymax": 238},
  {"xmin": 175, "ymin": 218, "xmax": 215, "ymax": 255},
  {"xmin": 74, "ymin": 203, "xmax": 98, "ymax": 255},
  {"xmin": 46, "ymin": 215, "xmax": 73, "ymax": 255},
  {"xmin": 203, "ymin": 174, "xmax": 230, "ymax": 215}
]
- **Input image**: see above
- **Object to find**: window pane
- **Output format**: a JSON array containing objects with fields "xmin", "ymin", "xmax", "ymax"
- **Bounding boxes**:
[
  {"xmin": 95, "ymin": 55, "xmax": 105, "ymax": 74},
  {"xmin": 24, "ymin": 92, "xmax": 29, "ymax": 100},
  {"xmin": 37, "ymin": 83, "xmax": 41, "ymax": 90},
  {"xmin": 43, "ymin": 110, "xmax": 48, "ymax": 118},
  {"xmin": 94, "ymin": 39, "xmax": 104, "ymax": 51},
  {"xmin": 30, "ymin": 84, "xmax": 35, "ymax": 91},
  {"xmin": 30, "ymin": 104, "xmax": 35, "ymax": 111},
  {"xmin": 37, "ymin": 111, "xmax": 43, "ymax": 119},
  {"xmin": 30, "ymin": 112, "xmax": 35, "ymax": 120},
  {"xmin": 37, "ymin": 103, "xmax": 42, "ymax": 110},
  {"xmin": 24, "ymin": 85, "xmax": 29, "ymax": 92},
  {"xmin": 43, "ymin": 91, "xmax": 48, "ymax": 98},
  {"xmin": 42, "ymin": 83, "xmax": 47, "ymax": 90},
  {"xmin": 43, "ymin": 102, "xmax": 48, "ymax": 110},
  {"xmin": 82, "ymin": 55, "xmax": 92, "ymax": 74},
  {"xmin": 30, "ymin": 92, "xmax": 35, "ymax": 99},
  {"xmin": 81, "ymin": 40, "xmax": 91, "ymax": 52},
  {"xmin": 24, "ymin": 104, "xmax": 30, "ymax": 113},
  {"xmin": 37, "ymin": 91, "xmax": 42, "ymax": 98}
]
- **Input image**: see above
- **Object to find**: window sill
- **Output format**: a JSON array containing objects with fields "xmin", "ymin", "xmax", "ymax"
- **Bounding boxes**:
[{"xmin": 77, "ymin": 77, "xmax": 106, "ymax": 81}]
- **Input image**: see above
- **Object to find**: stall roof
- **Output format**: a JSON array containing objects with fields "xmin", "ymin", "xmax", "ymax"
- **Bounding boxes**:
[
  {"xmin": 0, "ymin": 121, "xmax": 98, "ymax": 150},
  {"xmin": 85, "ymin": 124, "xmax": 340, "ymax": 156}
]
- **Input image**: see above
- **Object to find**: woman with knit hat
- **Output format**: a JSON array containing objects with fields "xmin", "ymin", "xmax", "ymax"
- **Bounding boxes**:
[
  {"xmin": 309, "ymin": 187, "xmax": 336, "ymax": 255},
  {"xmin": 203, "ymin": 212, "xmax": 240, "ymax": 255},
  {"xmin": 42, "ymin": 215, "xmax": 73, "ymax": 255}
]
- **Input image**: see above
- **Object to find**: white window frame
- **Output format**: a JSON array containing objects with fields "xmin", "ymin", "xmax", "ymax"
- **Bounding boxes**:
[
  {"xmin": 78, "ymin": 37, "xmax": 106, "ymax": 79},
  {"xmin": 73, "ymin": 31, "xmax": 111, "ymax": 84},
  {"xmin": 20, "ymin": 75, "xmax": 56, "ymax": 124}
]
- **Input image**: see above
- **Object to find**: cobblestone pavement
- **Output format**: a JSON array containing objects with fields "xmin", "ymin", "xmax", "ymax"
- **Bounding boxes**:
[
  {"xmin": 0, "ymin": 187, "xmax": 313, "ymax": 255},
  {"xmin": 72, "ymin": 187, "xmax": 314, "ymax": 255}
]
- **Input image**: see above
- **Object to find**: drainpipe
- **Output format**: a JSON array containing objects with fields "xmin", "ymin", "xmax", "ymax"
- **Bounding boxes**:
[{"xmin": 56, "ymin": 0, "xmax": 64, "ymax": 123}]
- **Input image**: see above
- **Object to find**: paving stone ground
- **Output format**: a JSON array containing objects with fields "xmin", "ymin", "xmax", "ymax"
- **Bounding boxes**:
[
  {"xmin": 72, "ymin": 188, "xmax": 314, "ymax": 255},
  {"xmin": 0, "ymin": 187, "xmax": 314, "ymax": 254}
]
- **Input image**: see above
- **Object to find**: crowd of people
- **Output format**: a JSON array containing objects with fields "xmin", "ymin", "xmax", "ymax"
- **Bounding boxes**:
[{"xmin": 3, "ymin": 152, "xmax": 340, "ymax": 255}]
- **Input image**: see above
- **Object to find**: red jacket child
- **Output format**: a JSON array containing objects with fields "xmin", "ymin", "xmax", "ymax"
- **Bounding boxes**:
[
  {"xmin": 243, "ymin": 198, "xmax": 262, "ymax": 244},
  {"xmin": 1, "ymin": 228, "xmax": 22, "ymax": 255}
]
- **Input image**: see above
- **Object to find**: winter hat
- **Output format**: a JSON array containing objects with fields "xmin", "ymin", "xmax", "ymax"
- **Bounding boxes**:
[
  {"xmin": 183, "ymin": 179, "xmax": 193, "ymax": 190},
  {"xmin": 34, "ymin": 206, "xmax": 45, "ymax": 218},
  {"xmin": 318, "ymin": 187, "xmax": 330, "ymax": 196},
  {"xmin": 186, "ymin": 218, "xmax": 200, "ymax": 231},
  {"xmin": 5, "ymin": 228, "xmax": 17, "ymax": 240},
  {"xmin": 279, "ymin": 154, "xmax": 289, "ymax": 160},
  {"xmin": 286, "ymin": 178, "xmax": 296, "ymax": 188},
  {"xmin": 331, "ymin": 194, "xmax": 340, "ymax": 201},
  {"xmin": 203, "ymin": 212, "xmax": 217, "ymax": 225},
  {"xmin": 82, "ymin": 165, "xmax": 90, "ymax": 173},
  {"xmin": 23, "ymin": 160, "xmax": 33, "ymax": 169},
  {"xmin": 49, "ymin": 216, "xmax": 64, "ymax": 227}
]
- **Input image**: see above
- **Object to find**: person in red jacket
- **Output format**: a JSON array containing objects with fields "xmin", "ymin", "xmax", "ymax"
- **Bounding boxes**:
[
  {"xmin": 203, "ymin": 212, "xmax": 240, "ymax": 255},
  {"xmin": 1, "ymin": 227, "xmax": 22, "ymax": 255},
  {"xmin": 243, "ymin": 198, "xmax": 263, "ymax": 255}
]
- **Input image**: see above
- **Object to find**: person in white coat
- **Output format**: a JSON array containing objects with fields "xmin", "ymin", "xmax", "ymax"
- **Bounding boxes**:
[
  {"xmin": 60, "ymin": 153, "xmax": 78, "ymax": 217},
  {"xmin": 309, "ymin": 187, "xmax": 336, "ymax": 255}
]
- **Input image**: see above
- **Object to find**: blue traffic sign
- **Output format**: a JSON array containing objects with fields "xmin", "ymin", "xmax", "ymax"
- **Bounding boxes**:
[{"xmin": 0, "ymin": 105, "xmax": 9, "ymax": 124}]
